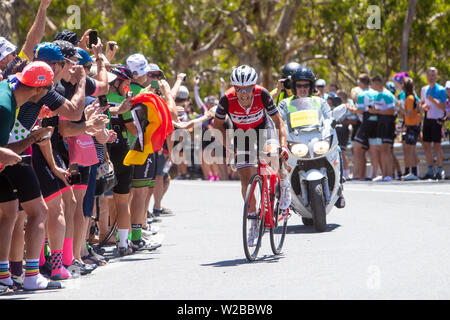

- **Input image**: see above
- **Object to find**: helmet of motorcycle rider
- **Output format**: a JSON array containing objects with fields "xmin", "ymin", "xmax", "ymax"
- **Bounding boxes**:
[
  {"xmin": 291, "ymin": 66, "xmax": 316, "ymax": 97},
  {"xmin": 281, "ymin": 62, "xmax": 303, "ymax": 90}
]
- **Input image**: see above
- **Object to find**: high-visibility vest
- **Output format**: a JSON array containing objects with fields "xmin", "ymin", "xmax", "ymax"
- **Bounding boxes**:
[{"xmin": 286, "ymin": 96, "xmax": 322, "ymax": 113}]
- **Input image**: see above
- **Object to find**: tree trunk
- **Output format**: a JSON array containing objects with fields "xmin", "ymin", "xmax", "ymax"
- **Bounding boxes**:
[{"xmin": 400, "ymin": 0, "xmax": 418, "ymax": 72}]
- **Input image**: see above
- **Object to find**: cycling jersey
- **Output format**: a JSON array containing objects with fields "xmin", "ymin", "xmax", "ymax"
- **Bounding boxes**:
[
  {"xmin": 374, "ymin": 88, "xmax": 396, "ymax": 111},
  {"xmin": 215, "ymin": 86, "xmax": 278, "ymax": 130}
]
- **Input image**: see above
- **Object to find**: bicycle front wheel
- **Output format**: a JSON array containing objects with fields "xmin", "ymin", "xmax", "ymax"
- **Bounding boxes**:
[
  {"xmin": 243, "ymin": 174, "xmax": 265, "ymax": 262},
  {"xmin": 270, "ymin": 199, "xmax": 288, "ymax": 255}
]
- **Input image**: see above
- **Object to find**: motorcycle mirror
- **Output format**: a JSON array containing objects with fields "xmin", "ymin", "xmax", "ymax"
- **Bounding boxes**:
[{"xmin": 332, "ymin": 104, "xmax": 347, "ymax": 121}]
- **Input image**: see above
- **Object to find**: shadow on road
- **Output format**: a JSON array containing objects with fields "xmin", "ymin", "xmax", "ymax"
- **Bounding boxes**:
[
  {"xmin": 201, "ymin": 254, "xmax": 285, "ymax": 268},
  {"xmin": 286, "ymin": 223, "xmax": 341, "ymax": 234}
]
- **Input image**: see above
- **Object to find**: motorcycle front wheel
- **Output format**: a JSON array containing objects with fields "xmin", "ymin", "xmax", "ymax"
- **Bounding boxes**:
[{"xmin": 308, "ymin": 180, "xmax": 327, "ymax": 232}]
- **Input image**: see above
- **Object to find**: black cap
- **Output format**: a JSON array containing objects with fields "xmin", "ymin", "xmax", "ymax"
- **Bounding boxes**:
[
  {"xmin": 54, "ymin": 30, "xmax": 79, "ymax": 46},
  {"xmin": 53, "ymin": 40, "xmax": 81, "ymax": 61}
]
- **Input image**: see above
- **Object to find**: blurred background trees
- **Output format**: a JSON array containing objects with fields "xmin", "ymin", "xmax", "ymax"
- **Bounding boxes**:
[{"xmin": 2, "ymin": 0, "xmax": 449, "ymax": 97}]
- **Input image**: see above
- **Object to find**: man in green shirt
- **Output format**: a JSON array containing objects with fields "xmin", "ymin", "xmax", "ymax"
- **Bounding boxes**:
[{"xmin": 0, "ymin": 61, "xmax": 63, "ymax": 291}]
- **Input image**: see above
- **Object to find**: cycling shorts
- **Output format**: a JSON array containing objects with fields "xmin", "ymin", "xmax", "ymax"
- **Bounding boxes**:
[
  {"xmin": 0, "ymin": 163, "xmax": 42, "ymax": 204},
  {"xmin": 354, "ymin": 112, "xmax": 378, "ymax": 150},
  {"xmin": 422, "ymin": 118, "xmax": 443, "ymax": 143},
  {"xmin": 233, "ymin": 117, "xmax": 278, "ymax": 170},
  {"xmin": 335, "ymin": 124, "xmax": 350, "ymax": 151},
  {"xmin": 403, "ymin": 125, "xmax": 421, "ymax": 145},
  {"xmin": 108, "ymin": 141, "xmax": 132, "ymax": 194},
  {"xmin": 377, "ymin": 115, "xmax": 396, "ymax": 144},
  {"xmin": 132, "ymin": 153, "xmax": 156, "ymax": 188}
]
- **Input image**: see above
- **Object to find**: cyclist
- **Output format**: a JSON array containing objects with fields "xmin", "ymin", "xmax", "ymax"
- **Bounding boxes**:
[
  {"xmin": 213, "ymin": 65, "xmax": 290, "ymax": 246},
  {"xmin": 278, "ymin": 66, "xmax": 345, "ymax": 208}
]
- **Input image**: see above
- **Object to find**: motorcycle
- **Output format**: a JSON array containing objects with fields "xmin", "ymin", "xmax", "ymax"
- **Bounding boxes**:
[{"xmin": 284, "ymin": 98, "xmax": 347, "ymax": 232}]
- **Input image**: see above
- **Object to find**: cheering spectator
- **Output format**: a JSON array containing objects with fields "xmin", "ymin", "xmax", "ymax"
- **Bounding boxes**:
[{"xmin": 420, "ymin": 67, "xmax": 447, "ymax": 180}]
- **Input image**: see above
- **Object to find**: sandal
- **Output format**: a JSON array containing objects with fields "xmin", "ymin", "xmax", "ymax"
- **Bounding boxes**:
[{"xmin": 0, "ymin": 284, "xmax": 14, "ymax": 296}]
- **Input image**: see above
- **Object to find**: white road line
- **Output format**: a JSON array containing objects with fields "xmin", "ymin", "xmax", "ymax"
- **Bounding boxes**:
[{"xmin": 345, "ymin": 187, "xmax": 450, "ymax": 196}]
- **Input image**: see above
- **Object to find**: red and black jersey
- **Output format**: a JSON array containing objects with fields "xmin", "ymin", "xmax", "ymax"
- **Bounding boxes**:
[{"xmin": 215, "ymin": 85, "xmax": 278, "ymax": 130}]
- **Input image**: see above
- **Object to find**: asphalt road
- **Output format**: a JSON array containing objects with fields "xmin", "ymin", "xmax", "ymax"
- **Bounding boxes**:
[{"xmin": 2, "ymin": 179, "xmax": 450, "ymax": 300}]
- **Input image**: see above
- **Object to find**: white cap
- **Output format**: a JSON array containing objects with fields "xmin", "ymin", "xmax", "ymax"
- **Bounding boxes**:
[
  {"xmin": 176, "ymin": 85, "xmax": 190, "ymax": 100},
  {"xmin": 0, "ymin": 37, "xmax": 17, "ymax": 62},
  {"xmin": 89, "ymin": 65, "xmax": 117, "ymax": 83},
  {"xmin": 126, "ymin": 53, "xmax": 151, "ymax": 77},
  {"xmin": 315, "ymin": 79, "xmax": 326, "ymax": 86},
  {"xmin": 148, "ymin": 63, "xmax": 163, "ymax": 73},
  {"xmin": 446, "ymin": 81, "xmax": 450, "ymax": 89}
]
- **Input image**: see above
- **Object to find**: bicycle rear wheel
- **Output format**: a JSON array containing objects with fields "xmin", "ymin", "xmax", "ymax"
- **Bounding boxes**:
[{"xmin": 243, "ymin": 174, "xmax": 265, "ymax": 262}]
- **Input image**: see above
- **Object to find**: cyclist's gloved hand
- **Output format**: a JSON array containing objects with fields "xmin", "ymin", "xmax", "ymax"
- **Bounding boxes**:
[{"xmin": 280, "ymin": 145, "xmax": 289, "ymax": 160}]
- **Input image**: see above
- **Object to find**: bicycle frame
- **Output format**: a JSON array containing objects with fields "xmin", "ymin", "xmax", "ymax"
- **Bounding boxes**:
[{"xmin": 257, "ymin": 159, "xmax": 281, "ymax": 229}]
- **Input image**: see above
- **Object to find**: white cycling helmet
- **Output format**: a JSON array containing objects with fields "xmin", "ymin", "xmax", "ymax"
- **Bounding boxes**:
[{"xmin": 230, "ymin": 65, "xmax": 258, "ymax": 87}]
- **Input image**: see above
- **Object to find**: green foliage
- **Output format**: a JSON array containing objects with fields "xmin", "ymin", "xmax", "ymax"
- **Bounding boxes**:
[{"xmin": 11, "ymin": 0, "xmax": 449, "ymax": 96}]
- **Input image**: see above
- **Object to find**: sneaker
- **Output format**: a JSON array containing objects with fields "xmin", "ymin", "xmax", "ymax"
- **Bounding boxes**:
[
  {"xmin": 279, "ymin": 180, "xmax": 292, "ymax": 210},
  {"xmin": 214, "ymin": 175, "xmax": 220, "ymax": 182},
  {"xmin": 130, "ymin": 238, "xmax": 162, "ymax": 252},
  {"xmin": 39, "ymin": 261, "xmax": 52, "ymax": 278},
  {"xmin": 247, "ymin": 224, "xmax": 259, "ymax": 247},
  {"xmin": 334, "ymin": 195, "xmax": 346, "ymax": 209},
  {"xmin": 66, "ymin": 259, "xmax": 96, "ymax": 276},
  {"xmin": 403, "ymin": 173, "xmax": 418, "ymax": 181},
  {"xmin": 372, "ymin": 176, "xmax": 383, "ymax": 182},
  {"xmin": 422, "ymin": 172, "xmax": 435, "ymax": 180},
  {"xmin": 153, "ymin": 207, "xmax": 173, "ymax": 216},
  {"xmin": 434, "ymin": 171, "xmax": 445, "ymax": 180},
  {"xmin": 11, "ymin": 273, "xmax": 24, "ymax": 289},
  {"xmin": 143, "ymin": 226, "xmax": 159, "ymax": 237},
  {"xmin": 382, "ymin": 176, "xmax": 393, "ymax": 182}
]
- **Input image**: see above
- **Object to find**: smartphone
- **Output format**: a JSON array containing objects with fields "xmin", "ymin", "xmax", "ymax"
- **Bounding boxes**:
[
  {"xmin": 109, "ymin": 42, "xmax": 115, "ymax": 51},
  {"xmin": 88, "ymin": 30, "xmax": 98, "ymax": 49},
  {"xmin": 151, "ymin": 80, "xmax": 159, "ymax": 89},
  {"xmin": 68, "ymin": 163, "xmax": 81, "ymax": 185},
  {"xmin": 98, "ymin": 95, "xmax": 108, "ymax": 107},
  {"xmin": 127, "ymin": 91, "xmax": 133, "ymax": 99},
  {"xmin": 18, "ymin": 155, "xmax": 32, "ymax": 166},
  {"xmin": 220, "ymin": 77, "xmax": 225, "ymax": 83},
  {"xmin": 183, "ymin": 75, "xmax": 187, "ymax": 82},
  {"xmin": 40, "ymin": 116, "xmax": 59, "ymax": 128}
]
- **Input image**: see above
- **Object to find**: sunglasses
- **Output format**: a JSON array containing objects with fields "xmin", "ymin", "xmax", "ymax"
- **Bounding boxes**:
[
  {"xmin": 148, "ymin": 72, "xmax": 163, "ymax": 79},
  {"xmin": 235, "ymin": 86, "xmax": 254, "ymax": 93},
  {"xmin": 295, "ymin": 83, "xmax": 310, "ymax": 89}
]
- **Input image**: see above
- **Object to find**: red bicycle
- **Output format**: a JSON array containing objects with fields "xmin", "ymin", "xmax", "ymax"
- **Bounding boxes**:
[{"xmin": 242, "ymin": 150, "xmax": 289, "ymax": 261}]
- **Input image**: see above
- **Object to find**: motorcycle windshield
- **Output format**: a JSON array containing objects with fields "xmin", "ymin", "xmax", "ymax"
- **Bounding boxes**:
[{"xmin": 286, "ymin": 98, "xmax": 323, "ymax": 131}]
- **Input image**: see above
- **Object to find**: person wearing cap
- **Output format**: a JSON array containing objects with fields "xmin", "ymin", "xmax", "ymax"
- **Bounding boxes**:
[
  {"xmin": 315, "ymin": 79, "xmax": 327, "ymax": 99},
  {"xmin": 0, "ymin": 61, "xmax": 64, "ymax": 291},
  {"xmin": 420, "ymin": 67, "xmax": 447, "ymax": 180},
  {"xmin": 0, "ymin": 0, "xmax": 52, "ymax": 71}
]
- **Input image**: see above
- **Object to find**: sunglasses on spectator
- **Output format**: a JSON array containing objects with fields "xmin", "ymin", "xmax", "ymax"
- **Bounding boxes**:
[
  {"xmin": 148, "ymin": 72, "xmax": 163, "ymax": 79},
  {"xmin": 295, "ymin": 83, "xmax": 310, "ymax": 89},
  {"xmin": 316, "ymin": 85, "xmax": 325, "ymax": 88},
  {"xmin": 83, "ymin": 63, "xmax": 93, "ymax": 70},
  {"xmin": 235, "ymin": 86, "xmax": 254, "ymax": 93}
]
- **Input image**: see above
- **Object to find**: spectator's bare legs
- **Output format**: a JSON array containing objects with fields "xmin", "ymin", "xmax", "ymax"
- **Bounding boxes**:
[
  {"xmin": 0, "ymin": 200, "xmax": 19, "ymax": 286},
  {"xmin": 98, "ymin": 197, "xmax": 112, "ymax": 243},
  {"xmin": 113, "ymin": 192, "xmax": 131, "ymax": 246},
  {"xmin": 9, "ymin": 211, "xmax": 26, "ymax": 276},
  {"xmin": 61, "ymin": 189, "xmax": 76, "ymax": 266},
  {"xmin": 46, "ymin": 195, "xmax": 65, "ymax": 255},
  {"xmin": 353, "ymin": 142, "xmax": 366, "ymax": 180},
  {"xmin": 130, "ymin": 187, "xmax": 148, "ymax": 232},
  {"xmin": 380, "ymin": 143, "xmax": 394, "ymax": 178},
  {"xmin": 433, "ymin": 142, "xmax": 443, "ymax": 167},
  {"xmin": 422, "ymin": 142, "xmax": 434, "ymax": 167},
  {"xmin": 72, "ymin": 188, "xmax": 88, "ymax": 261},
  {"xmin": 368, "ymin": 145, "xmax": 381, "ymax": 178}
]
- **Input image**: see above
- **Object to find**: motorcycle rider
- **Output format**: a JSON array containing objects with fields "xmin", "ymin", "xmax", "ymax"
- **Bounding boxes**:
[{"xmin": 277, "ymin": 66, "xmax": 345, "ymax": 208}]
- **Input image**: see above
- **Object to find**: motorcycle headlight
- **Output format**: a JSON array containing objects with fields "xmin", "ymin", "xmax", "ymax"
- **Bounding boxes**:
[
  {"xmin": 289, "ymin": 143, "xmax": 309, "ymax": 157},
  {"xmin": 313, "ymin": 140, "xmax": 330, "ymax": 155}
]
